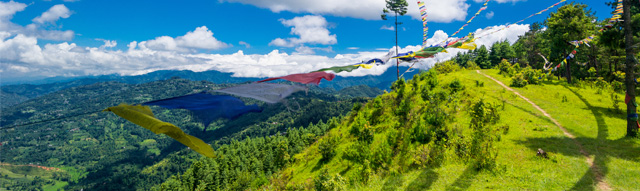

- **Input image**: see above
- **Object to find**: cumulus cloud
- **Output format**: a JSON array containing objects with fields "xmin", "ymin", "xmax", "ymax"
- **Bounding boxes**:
[
  {"xmin": 32, "ymin": 4, "xmax": 72, "ymax": 24},
  {"xmin": 0, "ymin": 1, "xmax": 27, "ymax": 20},
  {"xmin": 269, "ymin": 15, "xmax": 336, "ymax": 47},
  {"xmin": 380, "ymin": 25, "xmax": 394, "ymax": 31},
  {"xmin": 221, "ymin": 0, "xmax": 471, "ymax": 23},
  {"xmin": 0, "ymin": 2, "xmax": 74, "ymax": 41},
  {"xmin": 138, "ymin": 26, "xmax": 229, "ymax": 52},
  {"xmin": 486, "ymin": 11, "xmax": 494, "ymax": 19},
  {"xmin": 0, "ymin": 11, "xmax": 529, "ymax": 83}
]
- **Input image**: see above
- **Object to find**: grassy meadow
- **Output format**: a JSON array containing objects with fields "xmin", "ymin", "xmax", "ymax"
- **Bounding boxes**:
[{"xmin": 269, "ymin": 69, "xmax": 640, "ymax": 190}]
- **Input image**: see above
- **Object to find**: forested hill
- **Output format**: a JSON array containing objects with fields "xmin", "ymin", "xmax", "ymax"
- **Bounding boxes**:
[
  {"xmin": 0, "ymin": 78, "xmax": 372, "ymax": 190},
  {"xmin": 1, "ymin": 67, "xmax": 419, "ymax": 108},
  {"xmin": 160, "ymin": 64, "xmax": 639, "ymax": 190}
]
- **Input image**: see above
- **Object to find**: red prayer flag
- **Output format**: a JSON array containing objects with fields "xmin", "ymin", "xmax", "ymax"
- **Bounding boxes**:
[
  {"xmin": 257, "ymin": 72, "xmax": 336, "ymax": 85},
  {"xmin": 626, "ymin": 93, "xmax": 633, "ymax": 105}
]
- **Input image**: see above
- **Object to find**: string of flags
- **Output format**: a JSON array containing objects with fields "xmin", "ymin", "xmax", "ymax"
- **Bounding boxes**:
[
  {"xmin": 550, "ymin": 0, "xmax": 625, "ymax": 72},
  {"xmin": 103, "ymin": 50, "xmax": 397, "ymax": 157},
  {"xmin": 477, "ymin": 0, "xmax": 566, "ymax": 39},
  {"xmin": 450, "ymin": 0, "xmax": 491, "ymax": 38},
  {"xmin": 418, "ymin": 0, "xmax": 429, "ymax": 47}
]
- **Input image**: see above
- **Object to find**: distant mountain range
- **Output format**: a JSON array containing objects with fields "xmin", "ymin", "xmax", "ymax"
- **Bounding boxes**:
[{"xmin": 1, "ymin": 67, "xmax": 422, "ymax": 108}]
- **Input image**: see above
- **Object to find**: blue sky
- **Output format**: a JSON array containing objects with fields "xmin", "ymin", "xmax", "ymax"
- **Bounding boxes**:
[{"xmin": 0, "ymin": 0, "xmax": 616, "ymax": 82}]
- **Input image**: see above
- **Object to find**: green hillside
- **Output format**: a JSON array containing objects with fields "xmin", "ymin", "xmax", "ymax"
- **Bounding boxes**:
[
  {"xmin": 262, "ymin": 68, "xmax": 640, "ymax": 190},
  {"xmin": 159, "ymin": 64, "xmax": 639, "ymax": 190},
  {"xmin": 0, "ymin": 79, "xmax": 371, "ymax": 190}
]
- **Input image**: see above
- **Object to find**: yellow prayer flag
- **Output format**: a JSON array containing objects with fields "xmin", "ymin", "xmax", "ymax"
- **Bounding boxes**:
[{"xmin": 104, "ymin": 104, "xmax": 215, "ymax": 158}]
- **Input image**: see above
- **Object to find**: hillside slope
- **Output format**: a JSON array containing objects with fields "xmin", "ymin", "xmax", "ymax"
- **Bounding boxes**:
[
  {"xmin": 266, "ymin": 69, "xmax": 639, "ymax": 190},
  {"xmin": 0, "ymin": 79, "xmax": 366, "ymax": 190}
]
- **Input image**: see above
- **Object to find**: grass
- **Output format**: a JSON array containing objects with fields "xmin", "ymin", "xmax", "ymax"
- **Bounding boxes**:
[
  {"xmin": 270, "ymin": 69, "xmax": 639, "ymax": 190},
  {"xmin": 483, "ymin": 69, "xmax": 640, "ymax": 190},
  {"xmin": 0, "ymin": 163, "xmax": 71, "ymax": 191}
]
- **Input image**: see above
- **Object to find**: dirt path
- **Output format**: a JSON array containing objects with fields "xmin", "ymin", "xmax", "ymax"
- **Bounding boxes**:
[{"xmin": 476, "ymin": 70, "xmax": 611, "ymax": 191}]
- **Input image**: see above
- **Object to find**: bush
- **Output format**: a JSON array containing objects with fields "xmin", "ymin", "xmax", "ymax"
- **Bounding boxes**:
[
  {"xmin": 510, "ymin": 73, "xmax": 528, "ymax": 87},
  {"xmin": 497, "ymin": 59, "xmax": 512, "ymax": 76},
  {"xmin": 449, "ymin": 78, "xmax": 465, "ymax": 93},
  {"xmin": 465, "ymin": 60, "xmax": 480, "ymax": 70},
  {"xmin": 521, "ymin": 67, "xmax": 542, "ymax": 85},
  {"xmin": 433, "ymin": 60, "xmax": 461, "ymax": 74},
  {"xmin": 371, "ymin": 141, "xmax": 392, "ymax": 169},
  {"xmin": 313, "ymin": 169, "xmax": 347, "ymax": 191},
  {"xmin": 469, "ymin": 99, "xmax": 501, "ymax": 170},
  {"xmin": 342, "ymin": 141, "xmax": 371, "ymax": 165},
  {"xmin": 318, "ymin": 134, "xmax": 338, "ymax": 161}
]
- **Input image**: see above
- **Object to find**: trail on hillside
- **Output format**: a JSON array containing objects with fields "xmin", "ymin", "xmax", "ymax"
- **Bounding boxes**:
[{"xmin": 476, "ymin": 70, "xmax": 611, "ymax": 190}]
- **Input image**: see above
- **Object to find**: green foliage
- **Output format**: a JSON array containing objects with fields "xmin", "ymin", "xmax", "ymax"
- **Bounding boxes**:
[
  {"xmin": 342, "ymin": 141, "xmax": 371, "ymax": 165},
  {"xmin": 448, "ymin": 79, "xmax": 465, "ymax": 93},
  {"xmin": 475, "ymin": 45, "xmax": 492, "ymax": 69},
  {"xmin": 319, "ymin": 132, "xmax": 339, "ymax": 162},
  {"xmin": 381, "ymin": 0, "xmax": 408, "ymax": 20},
  {"xmin": 510, "ymin": 73, "xmax": 528, "ymax": 87},
  {"xmin": 313, "ymin": 169, "xmax": 347, "ymax": 191},
  {"xmin": 610, "ymin": 90, "xmax": 621, "ymax": 113},
  {"xmin": 433, "ymin": 60, "xmax": 462, "ymax": 74},
  {"xmin": 469, "ymin": 99, "xmax": 501, "ymax": 170},
  {"xmin": 465, "ymin": 60, "xmax": 480, "ymax": 70},
  {"xmin": 521, "ymin": 67, "xmax": 543, "ymax": 85}
]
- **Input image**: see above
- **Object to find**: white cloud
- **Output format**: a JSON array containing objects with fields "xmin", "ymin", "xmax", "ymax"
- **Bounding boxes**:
[
  {"xmin": 141, "ymin": 26, "xmax": 229, "ymax": 52},
  {"xmin": 380, "ymin": 25, "xmax": 394, "ymax": 31},
  {"xmin": 96, "ymin": 39, "xmax": 117, "ymax": 49},
  {"xmin": 221, "ymin": 0, "xmax": 470, "ymax": 23},
  {"xmin": 269, "ymin": 15, "xmax": 336, "ymax": 47},
  {"xmin": 0, "ymin": 18, "xmax": 529, "ymax": 83},
  {"xmin": 0, "ymin": 2, "xmax": 74, "ymax": 41},
  {"xmin": 32, "ymin": 4, "xmax": 72, "ymax": 24},
  {"xmin": 347, "ymin": 47, "xmax": 359, "ymax": 50},
  {"xmin": 239, "ymin": 41, "xmax": 251, "ymax": 48},
  {"xmin": 486, "ymin": 11, "xmax": 494, "ymax": 19},
  {"xmin": 294, "ymin": 46, "xmax": 315, "ymax": 54},
  {"xmin": 0, "ymin": 1, "xmax": 27, "ymax": 20}
]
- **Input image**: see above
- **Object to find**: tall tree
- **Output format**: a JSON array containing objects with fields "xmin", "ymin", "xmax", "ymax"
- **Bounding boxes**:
[
  {"xmin": 475, "ymin": 45, "xmax": 491, "ymax": 69},
  {"xmin": 381, "ymin": 0, "xmax": 408, "ymax": 80},
  {"xmin": 545, "ymin": 3, "xmax": 596, "ymax": 83},
  {"xmin": 623, "ymin": 0, "xmax": 638, "ymax": 137}
]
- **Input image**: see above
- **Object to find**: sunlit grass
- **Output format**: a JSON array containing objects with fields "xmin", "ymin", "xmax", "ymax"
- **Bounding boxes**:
[{"xmin": 274, "ymin": 69, "xmax": 639, "ymax": 190}]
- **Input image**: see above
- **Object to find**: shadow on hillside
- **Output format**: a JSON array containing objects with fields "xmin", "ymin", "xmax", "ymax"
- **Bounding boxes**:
[
  {"xmin": 445, "ymin": 166, "xmax": 476, "ymax": 190},
  {"xmin": 381, "ymin": 174, "xmax": 405, "ymax": 191},
  {"xmin": 404, "ymin": 168, "xmax": 438, "ymax": 191},
  {"xmin": 514, "ymin": 85, "xmax": 640, "ymax": 190},
  {"xmin": 488, "ymin": 95, "xmax": 556, "ymax": 125},
  {"xmin": 589, "ymin": 106, "xmax": 626, "ymax": 120}
]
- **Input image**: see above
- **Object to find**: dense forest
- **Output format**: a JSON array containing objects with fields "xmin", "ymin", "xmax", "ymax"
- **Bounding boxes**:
[{"xmin": 0, "ymin": 78, "xmax": 379, "ymax": 190}]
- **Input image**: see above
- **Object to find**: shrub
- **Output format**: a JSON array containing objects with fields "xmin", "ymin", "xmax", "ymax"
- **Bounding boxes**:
[
  {"xmin": 469, "ymin": 99, "xmax": 501, "ymax": 170},
  {"xmin": 521, "ymin": 67, "xmax": 542, "ymax": 85},
  {"xmin": 497, "ymin": 59, "xmax": 512, "ymax": 76},
  {"xmin": 313, "ymin": 169, "xmax": 347, "ymax": 191},
  {"xmin": 433, "ymin": 60, "xmax": 461, "ymax": 74},
  {"xmin": 318, "ymin": 134, "xmax": 338, "ymax": 161},
  {"xmin": 466, "ymin": 60, "xmax": 480, "ymax": 70},
  {"xmin": 342, "ymin": 141, "xmax": 371, "ymax": 165},
  {"xmin": 510, "ymin": 73, "xmax": 528, "ymax": 87},
  {"xmin": 371, "ymin": 141, "xmax": 392, "ymax": 169},
  {"xmin": 448, "ymin": 78, "xmax": 465, "ymax": 93}
]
